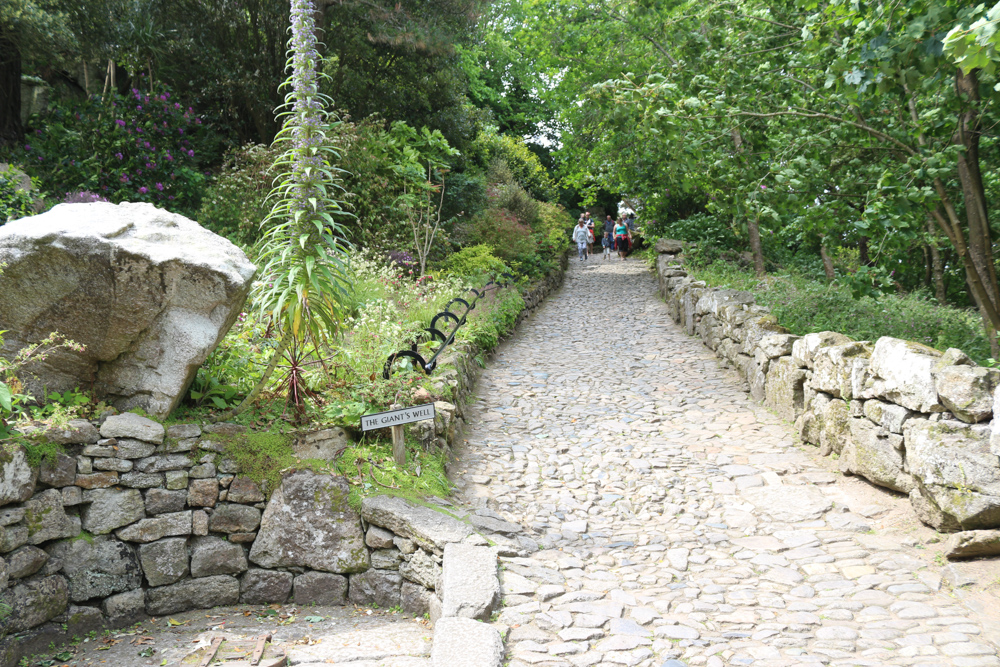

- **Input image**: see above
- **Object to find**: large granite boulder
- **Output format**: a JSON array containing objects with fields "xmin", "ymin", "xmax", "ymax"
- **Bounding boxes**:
[
  {"xmin": 0, "ymin": 202, "xmax": 256, "ymax": 418},
  {"xmin": 249, "ymin": 470, "xmax": 368, "ymax": 573},
  {"xmin": 904, "ymin": 419, "xmax": 1000, "ymax": 530}
]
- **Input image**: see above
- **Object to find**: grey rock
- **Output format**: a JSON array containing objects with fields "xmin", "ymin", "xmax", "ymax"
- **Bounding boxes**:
[
  {"xmin": 190, "ymin": 535, "xmax": 247, "ymax": 577},
  {"xmin": 791, "ymin": 331, "xmax": 853, "ymax": 369},
  {"xmin": 655, "ymin": 238, "xmax": 685, "ymax": 254},
  {"xmin": 249, "ymin": 470, "xmax": 368, "ymax": 573},
  {"xmin": 469, "ymin": 514, "xmax": 521, "ymax": 535},
  {"xmin": 361, "ymin": 495, "xmax": 473, "ymax": 555},
  {"xmin": 934, "ymin": 365, "xmax": 1000, "ymax": 423},
  {"xmin": 35, "ymin": 419, "xmax": 100, "ymax": 445},
  {"xmin": 24, "ymin": 488, "xmax": 81, "ymax": 544},
  {"xmin": 120, "ymin": 472, "xmax": 163, "ymax": 490},
  {"xmin": 93, "ymin": 457, "xmax": 133, "ymax": 472},
  {"xmin": 401, "ymin": 580, "xmax": 433, "ymax": 616},
  {"xmin": 905, "ymin": 419, "xmax": 1000, "ymax": 530},
  {"xmin": 6, "ymin": 545, "xmax": 48, "ymax": 579},
  {"xmin": 839, "ymin": 417, "xmax": 913, "ymax": 493},
  {"xmin": 136, "ymin": 454, "xmax": 192, "ymax": 473},
  {"xmin": 102, "ymin": 589, "xmax": 145, "ymax": 619},
  {"xmin": 811, "ymin": 341, "xmax": 872, "ymax": 400},
  {"xmin": 866, "ymin": 337, "xmax": 945, "ymax": 413},
  {"xmin": 165, "ymin": 470, "xmax": 188, "ymax": 490},
  {"xmin": 293, "ymin": 571, "xmax": 347, "ymax": 606},
  {"xmin": 862, "ymin": 398, "xmax": 912, "ymax": 434},
  {"xmin": 399, "ymin": 548, "xmax": 441, "ymax": 589},
  {"xmin": 62, "ymin": 485, "xmax": 83, "ymax": 506},
  {"xmin": 0, "ymin": 445, "xmax": 39, "ymax": 507},
  {"xmin": 115, "ymin": 439, "xmax": 156, "ymax": 458},
  {"xmin": 145, "ymin": 574, "xmax": 240, "ymax": 615},
  {"xmin": 81, "ymin": 488, "xmax": 146, "ymax": 535},
  {"xmin": 764, "ymin": 357, "xmax": 808, "ymax": 422},
  {"xmin": 188, "ymin": 462, "xmax": 216, "ymax": 478},
  {"xmin": 187, "ymin": 478, "xmax": 218, "ymax": 507},
  {"xmin": 293, "ymin": 428, "xmax": 350, "ymax": 460},
  {"xmin": 0, "ymin": 203, "xmax": 256, "ymax": 419},
  {"xmin": 0, "ymin": 507, "xmax": 24, "ymax": 526},
  {"xmin": 208, "ymin": 503, "xmax": 261, "ymax": 533},
  {"xmin": 440, "ymin": 543, "xmax": 500, "ymax": 621},
  {"xmin": 365, "ymin": 525, "xmax": 395, "ymax": 549},
  {"xmin": 431, "ymin": 617, "xmax": 504, "ymax": 667},
  {"xmin": 65, "ymin": 604, "xmax": 104, "ymax": 635},
  {"xmin": 0, "ymin": 525, "xmax": 28, "ymax": 553},
  {"xmin": 144, "ymin": 488, "xmax": 188, "ymax": 515},
  {"xmin": 945, "ymin": 530, "xmax": 1000, "ymax": 559},
  {"xmin": 46, "ymin": 535, "xmax": 142, "ymax": 601},
  {"xmin": 166, "ymin": 424, "xmax": 201, "ymax": 440},
  {"xmin": 0, "ymin": 575, "xmax": 69, "ymax": 633},
  {"xmin": 100, "ymin": 413, "xmax": 165, "ymax": 444},
  {"xmin": 138, "ymin": 537, "xmax": 189, "ymax": 586},
  {"xmin": 371, "ymin": 548, "xmax": 403, "ymax": 570},
  {"xmin": 348, "ymin": 569, "xmax": 402, "ymax": 608},
  {"xmin": 240, "ymin": 569, "xmax": 292, "ymax": 604},
  {"xmin": 226, "ymin": 476, "xmax": 264, "ymax": 503},
  {"xmin": 75, "ymin": 471, "xmax": 119, "ymax": 489},
  {"xmin": 115, "ymin": 510, "xmax": 191, "ymax": 543},
  {"xmin": 39, "ymin": 453, "xmax": 78, "ymax": 487}
]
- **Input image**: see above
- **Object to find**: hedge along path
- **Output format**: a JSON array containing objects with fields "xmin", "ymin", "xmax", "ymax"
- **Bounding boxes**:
[{"xmin": 453, "ymin": 258, "xmax": 1000, "ymax": 667}]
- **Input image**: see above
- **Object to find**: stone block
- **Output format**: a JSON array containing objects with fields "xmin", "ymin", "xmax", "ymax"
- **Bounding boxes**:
[
  {"xmin": 24, "ymin": 488, "xmax": 81, "ymax": 544},
  {"xmin": 114, "ymin": 439, "xmax": 156, "ymax": 459},
  {"xmin": 61, "ymin": 485, "xmax": 83, "ymax": 506},
  {"xmin": 371, "ymin": 548, "xmax": 403, "ymax": 570},
  {"xmin": 399, "ymin": 548, "xmax": 440, "ymax": 589},
  {"xmin": 100, "ymin": 413, "xmax": 165, "ymax": 444},
  {"xmin": 361, "ymin": 495, "xmax": 473, "ymax": 556},
  {"xmin": 39, "ymin": 453, "xmax": 78, "ymax": 487},
  {"xmin": 0, "ymin": 575, "xmax": 68, "ymax": 634},
  {"xmin": 93, "ymin": 457, "xmax": 133, "ymax": 472},
  {"xmin": 165, "ymin": 470, "xmax": 188, "ymax": 490},
  {"xmin": 440, "ymin": 543, "xmax": 500, "ymax": 621},
  {"xmin": 145, "ymin": 488, "xmax": 188, "ymax": 515},
  {"xmin": 76, "ymin": 455, "xmax": 92, "ymax": 474},
  {"xmin": 348, "ymin": 569, "xmax": 402, "ymax": 608},
  {"xmin": 76, "ymin": 471, "xmax": 120, "ymax": 489},
  {"xmin": 365, "ymin": 525, "xmax": 395, "ymax": 549},
  {"xmin": 0, "ymin": 445, "xmax": 39, "ymax": 507},
  {"xmin": 934, "ymin": 365, "xmax": 1000, "ymax": 423},
  {"xmin": 791, "ymin": 331, "xmax": 853, "ymax": 369},
  {"xmin": 764, "ymin": 357, "xmax": 808, "ymax": 422},
  {"xmin": 145, "ymin": 575, "xmax": 240, "ymax": 615},
  {"xmin": 208, "ymin": 503, "xmax": 261, "ymax": 533},
  {"xmin": 119, "ymin": 471, "xmax": 164, "ymax": 488},
  {"xmin": 431, "ymin": 617, "xmax": 504, "ymax": 667},
  {"xmin": 840, "ymin": 418, "xmax": 913, "ymax": 493},
  {"xmin": 35, "ymin": 419, "xmax": 99, "ymax": 445},
  {"xmin": 139, "ymin": 537, "xmax": 189, "ymax": 586},
  {"xmin": 227, "ymin": 476, "xmax": 264, "ymax": 504},
  {"xmin": 293, "ymin": 428, "xmax": 350, "ymax": 460},
  {"xmin": 6, "ymin": 545, "xmax": 48, "ymax": 579},
  {"xmin": 819, "ymin": 398, "xmax": 851, "ymax": 456},
  {"xmin": 188, "ymin": 462, "xmax": 216, "ymax": 479},
  {"xmin": 862, "ymin": 398, "xmax": 913, "ymax": 434},
  {"xmin": 866, "ymin": 337, "xmax": 945, "ymax": 412},
  {"xmin": 187, "ymin": 478, "xmax": 218, "ymax": 507},
  {"xmin": 192, "ymin": 510, "xmax": 208, "ymax": 536},
  {"xmin": 190, "ymin": 535, "xmax": 247, "ymax": 578},
  {"xmin": 811, "ymin": 341, "xmax": 872, "ymax": 400},
  {"xmin": 401, "ymin": 580, "xmax": 433, "ymax": 616},
  {"xmin": 136, "ymin": 454, "xmax": 192, "ymax": 473},
  {"xmin": 250, "ymin": 471, "xmax": 368, "ymax": 573},
  {"xmin": 905, "ymin": 419, "xmax": 1000, "ymax": 530},
  {"xmin": 240, "ymin": 569, "xmax": 292, "ymax": 604},
  {"xmin": 166, "ymin": 423, "xmax": 201, "ymax": 440},
  {"xmin": 102, "ymin": 589, "xmax": 144, "ymax": 619},
  {"xmin": 46, "ymin": 535, "xmax": 141, "ymax": 601},
  {"xmin": 115, "ymin": 510, "xmax": 191, "ymax": 543},
  {"xmin": 293, "ymin": 571, "xmax": 347, "ymax": 606},
  {"xmin": 0, "ymin": 525, "xmax": 28, "ymax": 553}
]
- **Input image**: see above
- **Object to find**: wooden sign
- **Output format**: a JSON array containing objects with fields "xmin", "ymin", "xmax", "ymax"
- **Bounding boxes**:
[{"xmin": 360, "ymin": 403, "xmax": 435, "ymax": 432}]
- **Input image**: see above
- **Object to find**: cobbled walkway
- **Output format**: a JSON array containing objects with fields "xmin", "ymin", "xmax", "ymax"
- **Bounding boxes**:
[{"xmin": 454, "ymin": 257, "xmax": 1000, "ymax": 667}]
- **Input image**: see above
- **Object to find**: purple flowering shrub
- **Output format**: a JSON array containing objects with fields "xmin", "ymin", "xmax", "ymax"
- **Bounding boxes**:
[
  {"xmin": 386, "ymin": 250, "xmax": 417, "ymax": 271},
  {"xmin": 18, "ymin": 86, "xmax": 207, "ymax": 214},
  {"xmin": 62, "ymin": 191, "xmax": 109, "ymax": 204}
]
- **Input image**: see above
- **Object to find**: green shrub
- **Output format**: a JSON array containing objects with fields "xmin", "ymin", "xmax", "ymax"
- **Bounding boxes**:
[
  {"xmin": 197, "ymin": 143, "xmax": 277, "ymax": 246},
  {"xmin": 0, "ymin": 166, "xmax": 36, "ymax": 223},
  {"xmin": 442, "ymin": 244, "xmax": 510, "ymax": 282},
  {"xmin": 457, "ymin": 287, "xmax": 525, "ymax": 350},
  {"xmin": 688, "ymin": 259, "xmax": 991, "ymax": 363},
  {"xmin": 455, "ymin": 209, "xmax": 534, "ymax": 262},
  {"xmin": 472, "ymin": 129, "xmax": 556, "ymax": 200}
]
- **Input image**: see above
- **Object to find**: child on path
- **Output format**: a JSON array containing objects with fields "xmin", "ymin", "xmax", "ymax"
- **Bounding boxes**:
[
  {"xmin": 573, "ymin": 219, "xmax": 590, "ymax": 261},
  {"xmin": 602, "ymin": 231, "xmax": 613, "ymax": 260}
]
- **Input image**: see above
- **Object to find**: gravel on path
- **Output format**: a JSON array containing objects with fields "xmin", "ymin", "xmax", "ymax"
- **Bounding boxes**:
[{"xmin": 454, "ymin": 256, "xmax": 1000, "ymax": 667}]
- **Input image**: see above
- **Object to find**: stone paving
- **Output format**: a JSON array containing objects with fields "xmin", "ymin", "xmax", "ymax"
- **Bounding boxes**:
[{"xmin": 454, "ymin": 257, "xmax": 1000, "ymax": 667}]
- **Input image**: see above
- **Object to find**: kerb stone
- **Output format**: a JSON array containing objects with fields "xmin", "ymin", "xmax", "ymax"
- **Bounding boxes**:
[{"xmin": 440, "ymin": 543, "xmax": 499, "ymax": 621}]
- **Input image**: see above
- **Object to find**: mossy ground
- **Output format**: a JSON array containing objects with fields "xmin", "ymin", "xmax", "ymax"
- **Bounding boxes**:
[{"xmin": 335, "ymin": 437, "xmax": 452, "ymax": 511}]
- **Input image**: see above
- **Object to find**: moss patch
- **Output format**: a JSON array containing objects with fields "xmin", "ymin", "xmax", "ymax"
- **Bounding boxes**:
[{"xmin": 335, "ymin": 438, "xmax": 452, "ymax": 511}]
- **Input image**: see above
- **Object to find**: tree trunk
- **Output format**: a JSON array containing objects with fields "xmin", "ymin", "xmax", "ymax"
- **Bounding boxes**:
[
  {"xmin": 819, "ymin": 241, "xmax": 835, "ymax": 281},
  {"xmin": 858, "ymin": 236, "xmax": 871, "ymax": 267},
  {"xmin": 953, "ymin": 68, "xmax": 999, "ymax": 357},
  {"xmin": 0, "ymin": 35, "xmax": 23, "ymax": 146},
  {"xmin": 746, "ymin": 214, "xmax": 765, "ymax": 276},
  {"xmin": 927, "ymin": 218, "xmax": 946, "ymax": 304}
]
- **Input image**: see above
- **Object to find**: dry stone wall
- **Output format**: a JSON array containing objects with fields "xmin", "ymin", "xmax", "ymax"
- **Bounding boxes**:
[
  {"xmin": 654, "ymin": 249, "xmax": 1000, "ymax": 535},
  {"xmin": 0, "ymin": 251, "xmax": 567, "ymax": 661}
]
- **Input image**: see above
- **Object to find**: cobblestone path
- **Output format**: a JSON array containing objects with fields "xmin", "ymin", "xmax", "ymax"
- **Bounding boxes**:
[{"xmin": 454, "ymin": 257, "xmax": 1000, "ymax": 667}]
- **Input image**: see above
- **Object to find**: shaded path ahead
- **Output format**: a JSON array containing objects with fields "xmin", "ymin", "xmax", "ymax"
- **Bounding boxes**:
[{"xmin": 454, "ymin": 257, "xmax": 1000, "ymax": 667}]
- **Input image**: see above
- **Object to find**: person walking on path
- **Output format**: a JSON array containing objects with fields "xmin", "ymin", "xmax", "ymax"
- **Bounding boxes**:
[
  {"xmin": 614, "ymin": 217, "xmax": 632, "ymax": 261},
  {"xmin": 585, "ymin": 216, "xmax": 596, "ymax": 257},
  {"xmin": 602, "ymin": 231, "xmax": 613, "ymax": 260},
  {"xmin": 573, "ymin": 218, "xmax": 590, "ymax": 261},
  {"xmin": 603, "ymin": 215, "xmax": 616, "ymax": 243}
]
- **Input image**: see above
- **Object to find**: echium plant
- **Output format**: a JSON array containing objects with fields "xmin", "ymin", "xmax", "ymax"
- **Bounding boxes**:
[{"xmin": 223, "ymin": 0, "xmax": 352, "ymax": 418}]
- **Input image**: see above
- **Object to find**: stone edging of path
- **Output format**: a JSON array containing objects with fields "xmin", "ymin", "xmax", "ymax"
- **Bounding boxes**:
[{"xmin": 654, "ymin": 245, "xmax": 1000, "ymax": 550}]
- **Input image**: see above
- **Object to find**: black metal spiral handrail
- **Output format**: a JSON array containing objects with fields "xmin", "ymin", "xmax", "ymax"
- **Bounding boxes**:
[{"xmin": 382, "ymin": 273, "xmax": 514, "ymax": 379}]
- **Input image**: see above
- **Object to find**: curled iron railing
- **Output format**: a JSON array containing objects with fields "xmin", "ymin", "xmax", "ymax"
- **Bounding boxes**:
[{"xmin": 382, "ymin": 273, "xmax": 514, "ymax": 379}]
